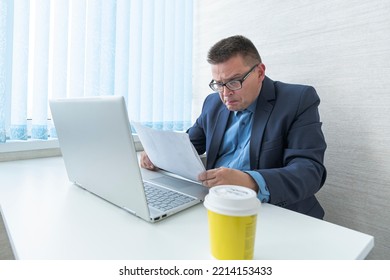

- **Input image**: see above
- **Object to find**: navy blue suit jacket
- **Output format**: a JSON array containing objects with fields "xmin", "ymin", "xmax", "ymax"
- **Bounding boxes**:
[{"xmin": 188, "ymin": 76, "xmax": 327, "ymax": 219}]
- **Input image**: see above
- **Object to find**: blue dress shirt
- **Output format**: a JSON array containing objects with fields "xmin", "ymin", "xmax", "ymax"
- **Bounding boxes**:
[{"xmin": 214, "ymin": 101, "xmax": 270, "ymax": 203}]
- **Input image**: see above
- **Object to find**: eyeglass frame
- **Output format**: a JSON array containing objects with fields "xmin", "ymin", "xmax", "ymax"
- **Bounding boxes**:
[{"xmin": 208, "ymin": 64, "xmax": 259, "ymax": 92}]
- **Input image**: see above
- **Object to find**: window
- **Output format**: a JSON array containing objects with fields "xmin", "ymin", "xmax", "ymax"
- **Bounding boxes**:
[{"xmin": 0, "ymin": 0, "xmax": 193, "ymax": 143}]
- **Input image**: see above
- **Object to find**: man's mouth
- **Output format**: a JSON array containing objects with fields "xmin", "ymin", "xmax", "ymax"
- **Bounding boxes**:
[{"xmin": 225, "ymin": 99, "xmax": 238, "ymax": 105}]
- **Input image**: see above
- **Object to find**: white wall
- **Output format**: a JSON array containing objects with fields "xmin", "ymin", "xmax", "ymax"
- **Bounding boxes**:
[{"xmin": 193, "ymin": 0, "xmax": 390, "ymax": 259}]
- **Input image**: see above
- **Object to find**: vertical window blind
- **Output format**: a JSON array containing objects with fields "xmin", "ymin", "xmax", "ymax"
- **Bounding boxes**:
[{"xmin": 0, "ymin": 0, "xmax": 193, "ymax": 143}]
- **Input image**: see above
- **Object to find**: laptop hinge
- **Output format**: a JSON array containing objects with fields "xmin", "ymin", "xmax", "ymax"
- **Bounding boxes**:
[{"xmin": 123, "ymin": 207, "xmax": 136, "ymax": 215}]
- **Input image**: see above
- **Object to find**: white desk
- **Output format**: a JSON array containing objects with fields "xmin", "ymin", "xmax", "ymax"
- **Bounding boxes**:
[{"xmin": 0, "ymin": 157, "xmax": 374, "ymax": 259}]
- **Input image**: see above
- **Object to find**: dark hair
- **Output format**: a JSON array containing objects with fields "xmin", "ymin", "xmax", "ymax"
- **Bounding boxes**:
[{"xmin": 207, "ymin": 35, "xmax": 262, "ymax": 66}]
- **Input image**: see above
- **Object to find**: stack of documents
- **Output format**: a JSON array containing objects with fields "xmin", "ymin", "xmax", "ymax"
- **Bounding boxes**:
[{"xmin": 132, "ymin": 122, "xmax": 206, "ymax": 182}]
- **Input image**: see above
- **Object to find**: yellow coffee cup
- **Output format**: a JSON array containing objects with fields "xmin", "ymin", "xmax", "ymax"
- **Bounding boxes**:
[{"xmin": 204, "ymin": 185, "xmax": 261, "ymax": 260}]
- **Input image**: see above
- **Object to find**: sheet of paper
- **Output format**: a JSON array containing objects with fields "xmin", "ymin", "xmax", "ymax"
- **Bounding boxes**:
[{"xmin": 132, "ymin": 122, "xmax": 206, "ymax": 182}]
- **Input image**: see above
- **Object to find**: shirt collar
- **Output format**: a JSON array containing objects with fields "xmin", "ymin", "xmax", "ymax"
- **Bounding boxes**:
[{"xmin": 234, "ymin": 97, "xmax": 258, "ymax": 116}]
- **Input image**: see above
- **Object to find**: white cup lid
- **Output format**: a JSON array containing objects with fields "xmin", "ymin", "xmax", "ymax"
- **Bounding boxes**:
[{"xmin": 204, "ymin": 185, "xmax": 261, "ymax": 216}]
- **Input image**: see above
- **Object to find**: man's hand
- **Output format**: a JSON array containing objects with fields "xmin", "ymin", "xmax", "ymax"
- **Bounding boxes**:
[
  {"xmin": 140, "ymin": 151, "xmax": 157, "ymax": 170},
  {"xmin": 198, "ymin": 167, "xmax": 259, "ymax": 193}
]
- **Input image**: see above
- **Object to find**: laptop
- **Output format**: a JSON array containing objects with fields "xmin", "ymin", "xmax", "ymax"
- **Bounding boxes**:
[{"xmin": 49, "ymin": 96, "xmax": 208, "ymax": 223}]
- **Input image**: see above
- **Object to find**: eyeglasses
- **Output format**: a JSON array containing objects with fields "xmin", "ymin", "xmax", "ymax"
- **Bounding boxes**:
[{"xmin": 209, "ymin": 64, "xmax": 259, "ymax": 92}]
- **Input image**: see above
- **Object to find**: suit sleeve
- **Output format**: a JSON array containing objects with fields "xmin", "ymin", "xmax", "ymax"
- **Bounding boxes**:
[{"xmin": 258, "ymin": 86, "xmax": 327, "ymax": 207}]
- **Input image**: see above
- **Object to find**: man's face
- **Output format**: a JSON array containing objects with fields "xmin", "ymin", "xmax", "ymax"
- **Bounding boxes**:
[{"xmin": 211, "ymin": 55, "xmax": 265, "ymax": 111}]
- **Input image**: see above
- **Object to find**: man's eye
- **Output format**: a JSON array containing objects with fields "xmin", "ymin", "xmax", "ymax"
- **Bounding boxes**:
[{"xmin": 228, "ymin": 80, "xmax": 240, "ymax": 86}]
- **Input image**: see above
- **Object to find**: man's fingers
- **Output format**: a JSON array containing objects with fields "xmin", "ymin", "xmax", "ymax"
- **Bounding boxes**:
[
  {"xmin": 199, "ymin": 169, "xmax": 220, "ymax": 187},
  {"xmin": 140, "ymin": 152, "xmax": 155, "ymax": 170}
]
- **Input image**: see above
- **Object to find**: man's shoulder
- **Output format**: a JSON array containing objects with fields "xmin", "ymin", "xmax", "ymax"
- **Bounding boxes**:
[
  {"xmin": 270, "ymin": 78, "xmax": 319, "ymax": 102},
  {"xmin": 273, "ymin": 79, "xmax": 315, "ymax": 93},
  {"xmin": 198, "ymin": 92, "xmax": 227, "ymax": 122},
  {"xmin": 204, "ymin": 92, "xmax": 222, "ymax": 102},
  {"xmin": 203, "ymin": 92, "xmax": 225, "ymax": 109}
]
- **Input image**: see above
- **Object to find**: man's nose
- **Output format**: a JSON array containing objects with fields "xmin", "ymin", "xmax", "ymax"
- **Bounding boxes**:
[{"xmin": 222, "ymin": 86, "xmax": 234, "ymax": 96}]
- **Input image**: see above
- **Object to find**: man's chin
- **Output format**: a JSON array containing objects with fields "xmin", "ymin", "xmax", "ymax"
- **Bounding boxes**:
[{"xmin": 226, "ymin": 104, "xmax": 242, "ymax": 111}]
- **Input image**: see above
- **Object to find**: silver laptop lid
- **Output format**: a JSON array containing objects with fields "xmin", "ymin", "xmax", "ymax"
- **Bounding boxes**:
[{"xmin": 50, "ymin": 96, "xmax": 150, "ymax": 221}]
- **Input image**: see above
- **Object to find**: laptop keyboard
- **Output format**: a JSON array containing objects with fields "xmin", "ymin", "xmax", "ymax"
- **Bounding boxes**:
[{"xmin": 144, "ymin": 183, "xmax": 196, "ymax": 212}]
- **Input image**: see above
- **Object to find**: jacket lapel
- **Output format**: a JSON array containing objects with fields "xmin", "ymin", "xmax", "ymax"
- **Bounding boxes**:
[{"xmin": 250, "ymin": 76, "xmax": 275, "ymax": 169}]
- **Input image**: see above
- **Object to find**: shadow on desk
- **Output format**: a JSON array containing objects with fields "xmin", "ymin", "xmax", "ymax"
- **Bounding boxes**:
[{"xmin": 0, "ymin": 207, "xmax": 15, "ymax": 260}]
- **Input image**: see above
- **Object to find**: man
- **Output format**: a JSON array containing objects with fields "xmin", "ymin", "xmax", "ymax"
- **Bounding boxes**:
[{"xmin": 141, "ymin": 35, "xmax": 327, "ymax": 219}]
